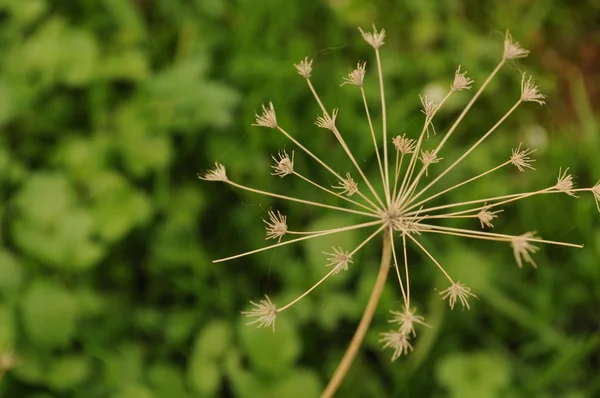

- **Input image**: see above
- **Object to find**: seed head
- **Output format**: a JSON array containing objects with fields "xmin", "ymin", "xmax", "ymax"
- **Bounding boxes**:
[
  {"xmin": 332, "ymin": 172, "xmax": 358, "ymax": 197},
  {"xmin": 503, "ymin": 30, "xmax": 530, "ymax": 60},
  {"xmin": 520, "ymin": 73, "xmax": 546, "ymax": 105},
  {"xmin": 555, "ymin": 168, "xmax": 578, "ymax": 197},
  {"xmin": 358, "ymin": 24, "xmax": 385, "ymax": 49},
  {"xmin": 388, "ymin": 307, "xmax": 430, "ymax": 337},
  {"xmin": 263, "ymin": 210, "xmax": 288, "ymax": 242},
  {"xmin": 379, "ymin": 330, "xmax": 413, "ymax": 361},
  {"xmin": 323, "ymin": 247, "xmax": 353, "ymax": 274},
  {"xmin": 294, "ymin": 57, "xmax": 313, "ymax": 78},
  {"xmin": 253, "ymin": 102, "xmax": 278, "ymax": 128},
  {"xmin": 510, "ymin": 144, "xmax": 536, "ymax": 171},
  {"xmin": 198, "ymin": 162, "xmax": 228, "ymax": 182},
  {"xmin": 271, "ymin": 149, "xmax": 294, "ymax": 178},
  {"xmin": 242, "ymin": 295, "xmax": 277, "ymax": 331},
  {"xmin": 420, "ymin": 95, "xmax": 438, "ymax": 120},
  {"xmin": 420, "ymin": 150, "xmax": 443, "ymax": 176},
  {"xmin": 451, "ymin": 65, "xmax": 474, "ymax": 91},
  {"xmin": 440, "ymin": 282, "xmax": 478, "ymax": 310},
  {"xmin": 315, "ymin": 108, "xmax": 338, "ymax": 131},
  {"xmin": 477, "ymin": 205, "xmax": 503, "ymax": 229},
  {"xmin": 341, "ymin": 61, "xmax": 367, "ymax": 87},
  {"xmin": 392, "ymin": 134, "xmax": 416, "ymax": 155},
  {"xmin": 511, "ymin": 232, "xmax": 540, "ymax": 268}
]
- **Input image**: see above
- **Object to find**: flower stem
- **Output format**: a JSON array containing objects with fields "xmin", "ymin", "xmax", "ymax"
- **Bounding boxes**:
[{"xmin": 321, "ymin": 229, "xmax": 392, "ymax": 398}]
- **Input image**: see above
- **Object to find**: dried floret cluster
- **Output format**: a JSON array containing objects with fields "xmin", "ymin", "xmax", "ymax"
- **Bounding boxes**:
[{"xmin": 199, "ymin": 27, "xmax": 599, "ymax": 396}]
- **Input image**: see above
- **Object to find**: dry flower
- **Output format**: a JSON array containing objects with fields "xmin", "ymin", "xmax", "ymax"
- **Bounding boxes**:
[
  {"xmin": 451, "ymin": 65, "xmax": 474, "ymax": 91},
  {"xmin": 503, "ymin": 30, "xmax": 530, "ymax": 60},
  {"xmin": 253, "ymin": 102, "xmax": 278, "ymax": 128},
  {"xmin": 271, "ymin": 149, "xmax": 294, "ymax": 177},
  {"xmin": 263, "ymin": 210, "xmax": 288, "ymax": 242},
  {"xmin": 198, "ymin": 162, "xmax": 227, "ymax": 182},
  {"xmin": 511, "ymin": 144, "xmax": 536, "ymax": 171},
  {"xmin": 324, "ymin": 247, "xmax": 353, "ymax": 274},
  {"xmin": 511, "ymin": 232, "xmax": 540, "ymax": 268},
  {"xmin": 200, "ymin": 27, "xmax": 596, "ymax": 395},
  {"xmin": 242, "ymin": 295, "xmax": 277, "ymax": 331},
  {"xmin": 379, "ymin": 330, "xmax": 413, "ymax": 361},
  {"xmin": 520, "ymin": 73, "xmax": 546, "ymax": 105},
  {"xmin": 294, "ymin": 57, "xmax": 313, "ymax": 78},
  {"xmin": 341, "ymin": 61, "xmax": 367, "ymax": 86},
  {"xmin": 332, "ymin": 172, "xmax": 359, "ymax": 197},
  {"xmin": 315, "ymin": 108, "xmax": 338, "ymax": 131},
  {"xmin": 440, "ymin": 282, "xmax": 478, "ymax": 310}
]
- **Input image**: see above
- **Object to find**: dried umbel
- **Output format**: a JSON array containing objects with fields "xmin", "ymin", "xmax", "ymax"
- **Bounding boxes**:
[{"xmin": 199, "ymin": 25, "xmax": 598, "ymax": 397}]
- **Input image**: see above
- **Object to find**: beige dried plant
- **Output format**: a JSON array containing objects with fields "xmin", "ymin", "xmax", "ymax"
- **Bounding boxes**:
[{"xmin": 199, "ymin": 27, "xmax": 599, "ymax": 397}]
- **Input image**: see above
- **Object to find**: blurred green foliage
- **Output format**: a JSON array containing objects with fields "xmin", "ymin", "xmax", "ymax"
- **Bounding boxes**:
[{"xmin": 0, "ymin": 0, "xmax": 599, "ymax": 397}]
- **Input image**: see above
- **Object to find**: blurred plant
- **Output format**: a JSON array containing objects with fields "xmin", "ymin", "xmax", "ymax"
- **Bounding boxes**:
[{"xmin": 199, "ymin": 27, "xmax": 599, "ymax": 397}]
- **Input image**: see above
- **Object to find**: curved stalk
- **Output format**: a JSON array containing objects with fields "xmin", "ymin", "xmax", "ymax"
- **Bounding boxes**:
[{"xmin": 321, "ymin": 229, "xmax": 392, "ymax": 398}]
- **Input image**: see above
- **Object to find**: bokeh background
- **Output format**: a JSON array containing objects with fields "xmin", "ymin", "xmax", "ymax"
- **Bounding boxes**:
[{"xmin": 0, "ymin": 0, "xmax": 599, "ymax": 397}]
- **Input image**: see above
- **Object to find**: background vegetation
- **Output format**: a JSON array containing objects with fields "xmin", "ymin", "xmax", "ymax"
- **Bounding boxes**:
[{"xmin": 0, "ymin": 0, "xmax": 599, "ymax": 397}]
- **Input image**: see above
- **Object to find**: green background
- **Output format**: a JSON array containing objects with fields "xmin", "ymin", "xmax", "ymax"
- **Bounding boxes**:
[{"xmin": 0, "ymin": 0, "xmax": 599, "ymax": 397}]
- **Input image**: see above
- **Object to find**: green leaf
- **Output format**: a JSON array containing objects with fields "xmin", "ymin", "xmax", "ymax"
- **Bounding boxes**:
[
  {"xmin": 61, "ymin": 29, "xmax": 98, "ymax": 86},
  {"xmin": 194, "ymin": 320, "xmax": 232, "ymax": 360},
  {"xmin": 104, "ymin": 343, "xmax": 145, "ymax": 389},
  {"xmin": 0, "ymin": 305, "xmax": 15, "ymax": 348},
  {"xmin": 46, "ymin": 355, "xmax": 91, "ymax": 391},
  {"xmin": 89, "ymin": 171, "xmax": 152, "ymax": 242},
  {"xmin": 0, "ymin": 251, "xmax": 23, "ymax": 293},
  {"xmin": 239, "ymin": 315, "xmax": 300, "ymax": 376},
  {"xmin": 187, "ymin": 356, "xmax": 221, "ymax": 395},
  {"xmin": 115, "ymin": 384, "xmax": 155, "ymax": 398},
  {"xmin": 147, "ymin": 363, "xmax": 189, "ymax": 398},
  {"xmin": 163, "ymin": 310, "xmax": 197, "ymax": 345},
  {"xmin": 14, "ymin": 173, "xmax": 74, "ymax": 227},
  {"xmin": 270, "ymin": 369, "xmax": 321, "ymax": 398},
  {"xmin": 21, "ymin": 282, "xmax": 79, "ymax": 349},
  {"xmin": 436, "ymin": 351, "xmax": 511, "ymax": 398}
]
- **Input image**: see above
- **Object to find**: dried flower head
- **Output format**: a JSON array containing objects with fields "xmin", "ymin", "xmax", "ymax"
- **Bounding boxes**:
[
  {"xmin": 379, "ymin": 330, "xmax": 413, "ymax": 361},
  {"xmin": 324, "ymin": 247, "xmax": 353, "ymax": 274},
  {"xmin": 358, "ymin": 24, "xmax": 385, "ymax": 49},
  {"xmin": 271, "ymin": 149, "xmax": 294, "ymax": 177},
  {"xmin": 201, "ymin": 27, "xmax": 595, "ymax": 393},
  {"xmin": 392, "ymin": 134, "xmax": 416, "ymax": 154},
  {"xmin": 511, "ymin": 232, "xmax": 540, "ymax": 268},
  {"xmin": 342, "ymin": 61, "xmax": 367, "ymax": 87},
  {"xmin": 315, "ymin": 108, "xmax": 338, "ymax": 131},
  {"xmin": 264, "ymin": 209, "xmax": 288, "ymax": 242},
  {"xmin": 503, "ymin": 30, "xmax": 530, "ymax": 60},
  {"xmin": 511, "ymin": 144, "xmax": 536, "ymax": 171},
  {"xmin": 477, "ymin": 205, "xmax": 503, "ymax": 228},
  {"xmin": 440, "ymin": 282, "xmax": 478, "ymax": 310},
  {"xmin": 332, "ymin": 172, "xmax": 358, "ymax": 197},
  {"xmin": 419, "ymin": 150, "xmax": 442, "ymax": 176},
  {"xmin": 253, "ymin": 102, "xmax": 278, "ymax": 128},
  {"xmin": 198, "ymin": 162, "xmax": 228, "ymax": 182},
  {"xmin": 451, "ymin": 65, "xmax": 474, "ymax": 91},
  {"xmin": 555, "ymin": 168, "xmax": 578, "ymax": 197},
  {"xmin": 420, "ymin": 95, "xmax": 438, "ymax": 120},
  {"xmin": 388, "ymin": 307, "xmax": 430, "ymax": 337},
  {"xmin": 242, "ymin": 295, "xmax": 277, "ymax": 331},
  {"xmin": 294, "ymin": 57, "xmax": 313, "ymax": 78},
  {"xmin": 520, "ymin": 73, "xmax": 546, "ymax": 105}
]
